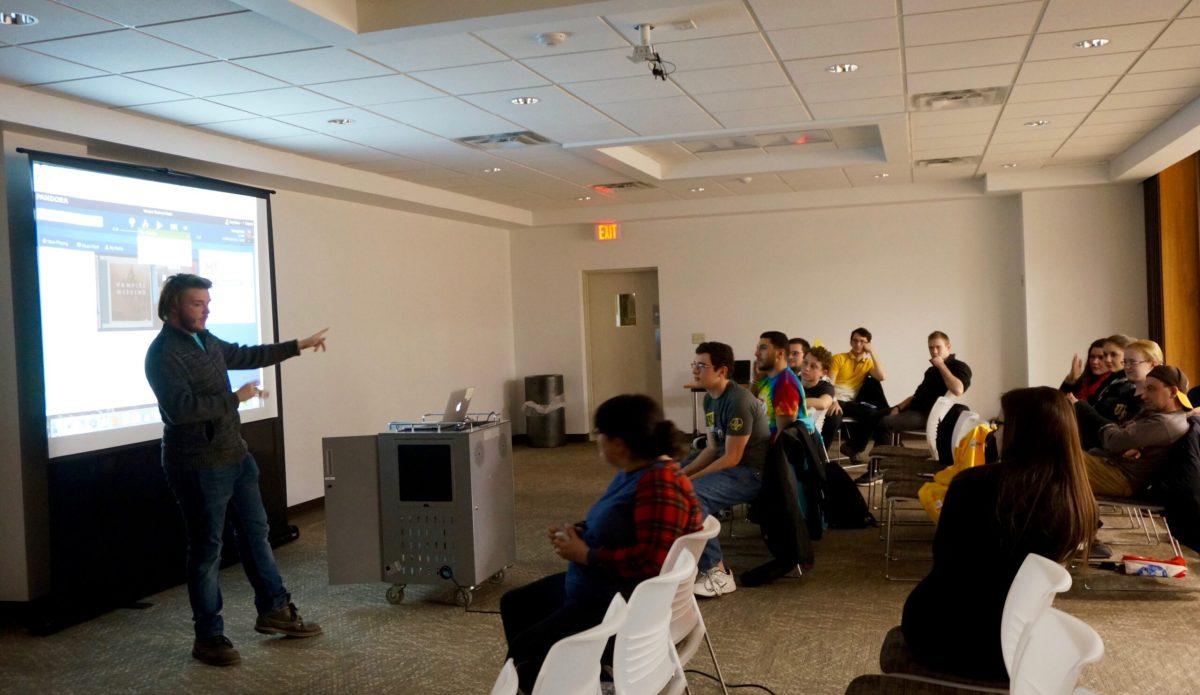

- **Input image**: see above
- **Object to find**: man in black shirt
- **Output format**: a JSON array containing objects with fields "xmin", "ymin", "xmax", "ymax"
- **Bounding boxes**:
[
  {"xmin": 145, "ymin": 274, "xmax": 329, "ymax": 666},
  {"xmin": 869, "ymin": 330, "xmax": 971, "ymax": 449}
]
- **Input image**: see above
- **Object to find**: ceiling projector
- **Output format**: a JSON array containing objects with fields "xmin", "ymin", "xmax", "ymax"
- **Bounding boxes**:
[{"xmin": 627, "ymin": 23, "xmax": 673, "ymax": 80}]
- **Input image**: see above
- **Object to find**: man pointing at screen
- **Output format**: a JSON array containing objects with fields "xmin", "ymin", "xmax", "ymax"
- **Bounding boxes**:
[{"xmin": 145, "ymin": 273, "xmax": 328, "ymax": 667}]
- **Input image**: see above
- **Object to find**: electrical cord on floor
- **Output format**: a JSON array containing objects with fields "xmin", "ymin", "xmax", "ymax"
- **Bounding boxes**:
[{"xmin": 685, "ymin": 668, "xmax": 778, "ymax": 694}]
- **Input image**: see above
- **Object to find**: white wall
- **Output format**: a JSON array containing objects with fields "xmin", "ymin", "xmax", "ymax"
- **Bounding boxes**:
[
  {"xmin": 1020, "ymin": 185, "xmax": 1148, "ymax": 387},
  {"xmin": 270, "ymin": 190, "xmax": 515, "ymax": 505},
  {"xmin": 511, "ymin": 196, "xmax": 1031, "ymax": 431}
]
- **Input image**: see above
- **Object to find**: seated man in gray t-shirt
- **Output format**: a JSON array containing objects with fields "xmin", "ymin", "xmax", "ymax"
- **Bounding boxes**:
[{"xmin": 682, "ymin": 341, "xmax": 770, "ymax": 597}]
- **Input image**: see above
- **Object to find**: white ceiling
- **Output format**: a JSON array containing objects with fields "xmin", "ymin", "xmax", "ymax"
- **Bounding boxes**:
[{"xmin": 0, "ymin": 0, "xmax": 1198, "ymax": 211}]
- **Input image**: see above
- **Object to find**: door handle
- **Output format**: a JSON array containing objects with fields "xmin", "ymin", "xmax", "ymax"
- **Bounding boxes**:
[{"xmin": 323, "ymin": 449, "xmax": 335, "ymax": 483}]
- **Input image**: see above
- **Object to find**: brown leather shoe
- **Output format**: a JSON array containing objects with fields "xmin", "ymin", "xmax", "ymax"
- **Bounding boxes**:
[
  {"xmin": 192, "ymin": 635, "xmax": 241, "ymax": 666},
  {"xmin": 255, "ymin": 602, "xmax": 323, "ymax": 638}
]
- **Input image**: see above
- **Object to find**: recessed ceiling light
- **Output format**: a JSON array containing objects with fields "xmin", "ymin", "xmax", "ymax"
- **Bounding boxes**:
[
  {"xmin": 326, "ymin": 118, "xmax": 354, "ymax": 125},
  {"xmin": 689, "ymin": 187, "xmax": 705, "ymax": 193},
  {"xmin": 873, "ymin": 173, "xmax": 889, "ymax": 179},
  {"xmin": 510, "ymin": 96, "xmax": 539, "ymax": 105},
  {"xmin": 483, "ymin": 167, "xmax": 502, "ymax": 173},
  {"xmin": 1024, "ymin": 120, "xmax": 1049, "ymax": 127},
  {"xmin": 1074, "ymin": 38, "xmax": 1110, "ymax": 49},
  {"xmin": 1001, "ymin": 162, "xmax": 1018, "ymax": 168},
  {"xmin": 826, "ymin": 63, "xmax": 858, "ymax": 74},
  {"xmin": 535, "ymin": 31, "xmax": 569, "ymax": 47},
  {"xmin": 576, "ymin": 195, "xmax": 592, "ymax": 201},
  {"xmin": 0, "ymin": 11, "xmax": 38, "ymax": 25}
]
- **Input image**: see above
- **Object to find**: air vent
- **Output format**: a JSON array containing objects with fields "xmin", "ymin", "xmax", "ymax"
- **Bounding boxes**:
[
  {"xmin": 910, "ymin": 87, "xmax": 1008, "ymax": 111},
  {"xmin": 592, "ymin": 181, "xmax": 654, "ymax": 191},
  {"xmin": 455, "ymin": 130, "xmax": 554, "ymax": 149},
  {"xmin": 915, "ymin": 156, "xmax": 980, "ymax": 168}
]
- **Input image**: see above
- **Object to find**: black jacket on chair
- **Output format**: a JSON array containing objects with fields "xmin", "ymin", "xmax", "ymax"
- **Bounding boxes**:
[{"xmin": 749, "ymin": 435, "xmax": 815, "ymax": 567}]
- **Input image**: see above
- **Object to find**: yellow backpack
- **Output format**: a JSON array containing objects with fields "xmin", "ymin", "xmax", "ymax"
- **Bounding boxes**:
[{"xmin": 918, "ymin": 422, "xmax": 996, "ymax": 522}]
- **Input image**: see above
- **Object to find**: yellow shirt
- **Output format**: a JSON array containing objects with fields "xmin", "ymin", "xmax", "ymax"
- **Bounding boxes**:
[{"xmin": 830, "ymin": 352, "xmax": 875, "ymax": 400}]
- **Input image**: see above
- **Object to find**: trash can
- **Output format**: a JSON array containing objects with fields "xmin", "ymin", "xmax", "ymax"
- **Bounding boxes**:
[{"xmin": 524, "ymin": 374, "xmax": 566, "ymax": 448}]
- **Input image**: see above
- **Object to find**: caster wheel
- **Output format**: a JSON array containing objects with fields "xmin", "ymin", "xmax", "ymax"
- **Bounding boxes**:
[
  {"xmin": 455, "ymin": 587, "xmax": 474, "ymax": 608},
  {"xmin": 386, "ymin": 584, "xmax": 405, "ymax": 605},
  {"xmin": 488, "ymin": 569, "xmax": 506, "ymax": 586}
]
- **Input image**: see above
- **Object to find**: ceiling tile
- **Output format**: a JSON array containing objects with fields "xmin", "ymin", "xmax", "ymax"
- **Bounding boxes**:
[
  {"xmin": 912, "ymin": 120, "xmax": 995, "ymax": 138},
  {"xmin": 912, "ymin": 133, "xmax": 990, "ymax": 149},
  {"xmin": 331, "ymin": 123, "xmax": 439, "ymax": 153},
  {"xmin": 522, "ymin": 47, "xmax": 649, "ymax": 83},
  {"xmin": 0, "ymin": 46, "xmax": 105, "ymax": 84},
  {"xmin": 257, "ymin": 133, "xmax": 383, "ymax": 163},
  {"xmin": 1008, "ymin": 76, "xmax": 1119, "ymax": 102},
  {"xmin": 713, "ymin": 105, "xmax": 813, "ymax": 127},
  {"xmin": 778, "ymin": 168, "xmax": 851, "ymax": 191},
  {"xmin": 1017, "ymin": 52, "xmax": 1141, "ymax": 83},
  {"xmin": 208, "ymin": 87, "xmax": 347, "ymax": 116},
  {"xmin": 985, "ymin": 140, "xmax": 1060, "ymax": 155},
  {"xmin": 34, "ymin": 74, "xmax": 185, "ymax": 105},
  {"xmin": 904, "ymin": 36, "xmax": 1028, "ymax": 73},
  {"xmin": 349, "ymin": 156, "xmax": 429, "ymax": 174},
  {"xmin": 1154, "ymin": 17, "xmax": 1200, "ymax": 48},
  {"xmin": 977, "ymin": 157, "xmax": 1046, "ymax": 172},
  {"xmin": 1040, "ymin": 0, "xmax": 1188, "ymax": 32},
  {"xmin": 0, "ymin": 0, "xmax": 120, "ymax": 43},
  {"xmin": 1133, "ymin": 45, "xmax": 1200, "ymax": 72},
  {"xmin": 1083, "ymin": 103, "xmax": 1181, "ymax": 123},
  {"xmin": 460, "ymin": 85, "xmax": 628, "ymax": 143},
  {"xmin": 30, "ymin": 29, "xmax": 210, "ymax": 73},
  {"xmin": 564, "ymin": 75, "xmax": 684, "ymax": 104},
  {"xmin": 990, "ymin": 126, "xmax": 1074, "ymax": 143},
  {"xmin": 1002, "ymin": 96, "xmax": 1103, "ymax": 116},
  {"xmin": 235, "ymin": 48, "xmax": 393, "ymax": 84},
  {"xmin": 195, "ymin": 117, "xmax": 313, "ymax": 140},
  {"xmin": 57, "ymin": 0, "xmax": 244, "ymax": 27},
  {"xmin": 903, "ymin": 2, "xmax": 1040, "ymax": 47},
  {"xmin": 1185, "ymin": 0, "xmax": 1200, "ymax": 16},
  {"xmin": 370, "ymin": 96, "xmax": 521, "ymax": 139},
  {"xmin": 1097, "ymin": 86, "xmax": 1199, "ymax": 109},
  {"xmin": 671, "ymin": 62, "xmax": 791, "ymax": 95},
  {"xmin": 798, "ymin": 76, "xmax": 902, "ymax": 102},
  {"xmin": 912, "ymin": 162, "xmax": 978, "ymax": 181},
  {"xmin": 128, "ymin": 61, "xmax": 288, "ymax": 97},
  {"xmin": 1026, "ymin": 22, "xmax": 1167, "ymax": 61},
  {"xmin": 472, "ymin": 17, "xmax": 626, "ymax": 59},
  {"xmin": 903, "ymin": 0, "xmax": 1034, "ymax": 13},
  {"xmin": 411, "ymin": 61, "xmax": 549, "ymax": 95},
  {"xmin": 749, "ymin": 0, "xmax": 896, "ymax": 30},
  {"xmin": 1113, "ymin": 67, "xmax": 1200, "ymax": 93},
  {"xmin": 504, "ymin": 155, "xmax": 625, "ymax": 187},
  {"xmin": 845, "ymin": 165, "xmax": 912, "ymax": 186},
  {"xmin": 124, "ymin": 98, "xmax": 253, "ymax": 124},
  {"xmin": 651, "ymin": 33, "xmax": 775, "ymax": 71},
  {"xmin": 907, "ymin": 64, "xmax": 1018, "ymax": 93},
  {"xmin": 305, "ymin": 74, "xmax": 443, "ymax": 105},
  {"xmin": 1060, "ymin": 132, "xmax": 1139, "ymax": 151},
  {"xmin": 912, "ymin": 142, "xmax": 985, "ymax": 157},
  {"xmin": 1073, "ymin": 120, "xmax": 1157, "ymax": 137},
  {"xmin": 995, "ymin": 112, "xmax": 1088, "ymax": 130},
  {"xmin": 140, "ymin": 12, "xmax": 325, "ymax": 60},
  {"xmin": 352, "ymin": 35, "xmax": 505, "ymax": 72},
  {"xmin": 533, "ymin": 121, "xmax": 636, "ymax": 143},
  {"xmin": 784, "ymin": 49, "xmax": 902, "ymax": 84},
  {"xmin": 769, "ymin": 18, "xmax": 899, "ymax": 60},
  {"xmin": 910, "ymin": 105, "xmax": 1001, "ymax": 125},
  {"xmin": 693, "ymin": 85, "xmax": 800, "ymax": 111},
  {"xmin": 596, "ymin": 96, "xmax": 721, "ymax": 135},
  {"xmin": 719, "ymin": 173, "xmax": 793, "ymax": 195},
  {"xmin": 809, "ymin": 95, "xmax": 904, "ymax": 119},
  {"xmin": 605, "ymin": 2, "xmax": 758, "ymax": 44}
]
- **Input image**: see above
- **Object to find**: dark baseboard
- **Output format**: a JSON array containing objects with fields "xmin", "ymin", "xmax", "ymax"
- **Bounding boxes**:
[
  {"xmin": 511, "ymin": 433, "xmax": 590, "ymax": 447},
  {"xmin": 287, "ymin": 496, "xmax": 325, "ymax": 517}
]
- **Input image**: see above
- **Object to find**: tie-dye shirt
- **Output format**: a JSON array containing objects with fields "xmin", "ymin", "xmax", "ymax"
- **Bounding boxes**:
[{"xmin": 754, "ymin": 368, "xmax": 809, "ymax": 436}]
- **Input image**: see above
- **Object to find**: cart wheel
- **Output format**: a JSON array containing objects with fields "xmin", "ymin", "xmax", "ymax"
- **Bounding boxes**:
[
  {"xmin": 454, "ymin": 587, "xmax": 474, "ymax": 608},
  {"xmin": 386, "ymin": 584, "xmax": 405, "ymax": 605},
  {"xmin": 488, "ymin": 569, "xmax": 506, "ymax": 585}
]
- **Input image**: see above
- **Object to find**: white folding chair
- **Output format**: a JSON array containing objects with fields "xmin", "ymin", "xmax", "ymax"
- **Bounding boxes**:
[
  {"xmin": 614, "ymin": 550, "xmax": 695, "ymax": 695},
  {"xmin": 527, "ymin": 593, "xmax": 628, "ymax": 695},
  {"xmin": 662, "ymin": 516, "xmax": 728, "ymax": 694},
  {"xmin": 1001, "ymin": 553, "xmax": 1072, "ymax": 675},
  {"xmin": 489, "ymin": 658, "xmax": 519, "ymax": 695},
  {"xmin": 1009, "ymin": 608, "xmax": 1104, "ymax": 695}
]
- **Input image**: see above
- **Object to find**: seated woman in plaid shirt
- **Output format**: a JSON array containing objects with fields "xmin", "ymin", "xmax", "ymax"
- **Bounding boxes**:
[{"xmin": 500, "ymin": 394, "xmax": 704, "ymax": 693}]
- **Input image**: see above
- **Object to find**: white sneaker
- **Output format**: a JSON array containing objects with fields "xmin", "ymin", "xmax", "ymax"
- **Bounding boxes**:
[{"xmin": 693, "ymin": 567, "xmax": 737, "ymax": 598}]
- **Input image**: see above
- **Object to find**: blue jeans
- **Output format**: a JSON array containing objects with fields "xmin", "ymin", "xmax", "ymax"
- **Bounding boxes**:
[
  {"xmin": 692, "ymin": 466, "xmax": 763, "ymax": 570},
  {"xmin": 164, "ymin": 454, "xmax": 290, "ymax": 639}
]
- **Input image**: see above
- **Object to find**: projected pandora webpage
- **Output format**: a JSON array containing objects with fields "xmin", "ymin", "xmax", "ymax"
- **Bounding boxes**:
[{"xmin": 31, "ymin": 161, "xmax": 275, "ymax": 457}]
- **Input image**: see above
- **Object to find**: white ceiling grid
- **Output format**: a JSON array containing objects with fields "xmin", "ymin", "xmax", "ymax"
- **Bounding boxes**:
[{"xmin": 0, "ymin": 0, "xmax": 1195, "ymax": 210}]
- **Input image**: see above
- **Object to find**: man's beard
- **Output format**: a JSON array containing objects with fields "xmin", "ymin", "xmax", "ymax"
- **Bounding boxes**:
[{"xmin": 181, "ymin": 315, "xmax": 205, "ymax": 332}]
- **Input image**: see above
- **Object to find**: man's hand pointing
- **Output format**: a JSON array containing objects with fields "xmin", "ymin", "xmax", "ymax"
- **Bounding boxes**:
[{"xmin": 299, "ymin": 328, "xmax": 329, "ymax": 353}]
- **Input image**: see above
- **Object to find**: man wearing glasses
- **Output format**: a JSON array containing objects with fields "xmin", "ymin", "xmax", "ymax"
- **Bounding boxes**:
[{"xmin": 681, "ymin": 341, "xmax": 770, "ymax": 597}]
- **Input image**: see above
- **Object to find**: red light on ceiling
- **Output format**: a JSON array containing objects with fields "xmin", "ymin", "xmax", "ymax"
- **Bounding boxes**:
[
  {"xmin": 590, "ymin": 184, "xmax": 613, "ymax": 194},
  {"xmin": 793, "ymin": 135, "xmax": 809, "ymax": 145}
]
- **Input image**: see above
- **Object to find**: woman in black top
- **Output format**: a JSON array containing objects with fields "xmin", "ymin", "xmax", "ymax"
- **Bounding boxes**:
[{"xmin": 901, "ymin": 387, "xmax": 1097, "ymax": 682}]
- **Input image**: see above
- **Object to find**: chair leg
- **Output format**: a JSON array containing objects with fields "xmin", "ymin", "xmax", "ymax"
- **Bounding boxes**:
[{"xmin": 704, "ymin": 632, "xmax": 730, "ymax": 695}]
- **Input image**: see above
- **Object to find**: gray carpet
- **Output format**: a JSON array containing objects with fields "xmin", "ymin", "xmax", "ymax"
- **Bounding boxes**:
[{"xmin": 2, "ymin": 442, "xmax": 1199, "ymax": 694}]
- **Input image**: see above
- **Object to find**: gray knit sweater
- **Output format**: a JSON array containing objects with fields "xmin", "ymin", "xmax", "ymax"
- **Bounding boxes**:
[{"xmin": 145, "ymin": 324, "xmax": 298, "ymax": 468}]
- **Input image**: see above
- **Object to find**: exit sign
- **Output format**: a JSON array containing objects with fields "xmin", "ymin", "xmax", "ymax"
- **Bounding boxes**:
[{"xmin": 596, "ymin": 223, "xmax": 620, "ymax": 241}]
